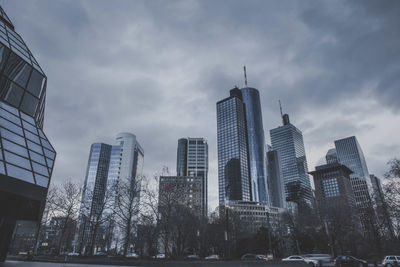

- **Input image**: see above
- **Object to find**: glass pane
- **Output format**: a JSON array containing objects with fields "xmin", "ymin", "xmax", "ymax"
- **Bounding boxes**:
[
  {"xmin": 26, "ymin": 69, "xmax": 45, "ymax": 98},
  {"xmin": 29, "ymin": 150, "xmax": 46, "ymax": 165},
  {"xmin": 0, "ymin": 161, "xmax": 5, "ymax": 174},
  {"xmin": 44, "ymin": 148, "xmax": 55, "ymax": 159},
  {"xmin": 2, "ymin": 139, "xmax": 28, "ymax": 157},
  {"xmin": 27, "ymin": 140, "xmax": 42, "ymax": 154},
  {"xmin": 4, "ymin": 150, "xmax": 31, "ymax": 170},
  {"xmin": 3, "ymin": 80, "xmax": 24, "ymax": 107},
  {"xmin": 32, "ymin": 161, "xmax": 48, "ymax": 176},
  {"xmin": 20, "ymin": 92, "xmax": 38, "ymax": 116},
  {"xmin": 0, "ymin": 43, "xmax": 10, "ymax": 71},
  {"xmin": 22, "ymin": 119, "xmax": 37, "ymax": 134},
  {"xmin": 0, "ymin": 116, "xmax": 23, "ymax": 135},
  {"xmin": 40, "ymin": 138, "xmax": 52, "ymax": 150},
  {"xmin": 0, "ymin": 108, "xmax": 21, "ymax": 125},
  {"xmin": 46, "ymin": 157, "xmax": 53, "ymax": 168},
  {"xmin": 0, "ymin": 127, "xmax": 25, "ymax": 145},
  {"xmin": 24, "ymin": 129, "xmax": 40, "ymax": 144},
  {"xmin": 3, "ymin": 52, "xmax": 31, "ymax": 88},
  {"xmin": 35, "ymin": 173, "xmax": 49, "ymax": 188},
  {"xmin": 6, "ymin": 163, "xmax": 34, "ymax": 183},
  {"xmin": 38, "ymin": 128, "xmax": 46, "ymax": 139},
  {"xmin": 20, "ymin": 112, "xmax": 35, "ymax": 125},
  {"xmin": 10, "ymin": 46, "xmax": 31, "ymax": 67},
  {"xmin": 0, "ymin": 101, "xmax": 18, "ymax": 115}
]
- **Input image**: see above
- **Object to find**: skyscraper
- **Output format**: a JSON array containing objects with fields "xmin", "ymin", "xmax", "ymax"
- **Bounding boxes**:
[
  {"xmin": 334, "ymin": 136, "xmax": 372, "ymax": 210},
  {"xmin": 240, "ymin": 87, "xmax": 269, "ymax": 205},
  {"xmin": 77, "ymin": 133, "xmax": 143, "ymax": 254},
  {"xmin": 270, "ymin": 114, "xmax": 313, "ymax": 204},
  {"xmin": 176, "ymin": 137, "xmax": 208, "ymax": 216},
  {"xmin": 217, "ymin": 88, "xmax": 250, "ymax": 205},
  {"xmin": 266, "ymin": 145, "xmax": 286, "ymax": 208},
  {"xmin": 0, "ymin": 7, "xmax": 56, "ymax": 261}
]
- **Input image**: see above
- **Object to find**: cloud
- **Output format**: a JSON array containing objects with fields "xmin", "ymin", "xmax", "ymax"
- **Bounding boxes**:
[{"xmin": 3, "ymin": 0, "xmax": 400, "ymax": 211}]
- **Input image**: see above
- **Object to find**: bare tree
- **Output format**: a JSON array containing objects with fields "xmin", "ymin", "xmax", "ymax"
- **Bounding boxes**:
[
  {"xmin": 384, "ymin": 159, "xmax": 400, "ymax": 238},
  {"xmin": 114, "ymin": 175, "xmax": 143, "ymax": 256}
]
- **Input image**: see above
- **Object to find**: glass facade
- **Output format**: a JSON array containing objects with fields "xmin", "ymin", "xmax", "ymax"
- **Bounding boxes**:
[
  {"xmin": 240, "ymin": 87, "xmax": 269, "ymax": 205},
  {"xmin": 176, "ymin": 137, "xmax": 208, "ymax": 216},
  {"xmin": 217, "ymin": 88, "xmax": 250, "ymax": 205},
  {"xmin": 270, "ymin": 115, "xmax": 312, "ymax": 203},
  {"xmin": 334, "ymin": 136, "xmax": 372, "ymax": 209},
  {"xmin": 0, "ymin": 7, "xmax": 55, "ymax": 189},
  {"xmin": 266, "ymin": 147, "xmax": 286, "ymax": 208},
  {"xmin": 77, "ymin": 133, "xmax": 144, "ymax": 254}
]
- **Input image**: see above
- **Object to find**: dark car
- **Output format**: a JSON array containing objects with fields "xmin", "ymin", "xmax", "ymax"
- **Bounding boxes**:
[
  {"xmin": 241, "ymin": 254, "xmax": 258, "ymax": 261},
  {"xmin": 335, "ymin": 256, "xmax": 367, "ymax": 267}
]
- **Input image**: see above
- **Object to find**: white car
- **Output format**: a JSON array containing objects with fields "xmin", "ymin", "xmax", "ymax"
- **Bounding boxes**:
[
  {"xmin": 126, "ymin": 252, "xmax": 139, "ymax": 258},
  {"xmin": 382, "ymin": 255, "xmax": 400, "ymax": 267},
  {"xmin": 282, "ymin": 255, "xmax": 319, "ymax": 266},
  {"xmin": 67, "ymin": 252, "xmax": 79, "ymax": 256},
  {"xmin": 152, "ymin": 253, "xmax": 165, "ymax": 259},
  {"xmin": 205, "ymin": 254, "xmax": 220, "ymax": 260}
]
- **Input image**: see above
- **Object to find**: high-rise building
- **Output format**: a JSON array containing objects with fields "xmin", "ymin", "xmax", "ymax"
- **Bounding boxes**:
[
  {"xmin": 334, "ymin": 136, "xmax": 372, "ymax": 210},
  {"xmin": 77, "ymin": 133, "xmax": 143, "ymax": 254},
  {"xmin": 176, "ymin": 137, "xmax": 208, "ymax": 216},
  {"xmin": 217, "ymin": 88, "xmax": 251, "ymax": 205},
  {"xmin": 270, "ymin": 114, "xmax": 313, "ymax": 204},
  {"xmin": 326, "ymin": 148, "xmax": 339, "ymax": 164},
  {"xmin": 266, "ymin": 145, "xmax": 286, "ymax": 208},
  {"xmin": 240, "ymin": 87, "xmax": 269, "ymax": 205},
  {"xmin": 0, "ymin": 6, "xmax": 56, "ymax": 261},
  {"xmin": 158, "ymin": 176, "xmax": 203, "ymax": 217}
]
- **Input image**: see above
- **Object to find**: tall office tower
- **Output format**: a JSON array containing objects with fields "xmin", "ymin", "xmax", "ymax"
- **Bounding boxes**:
[
  {"xmin": 77, "ymin": 133, "xmax": 143, "ymax": 254},
  {"xmin": 240, "ymin": 87, "xmax": 269, "ymax": 205},
  {"xmin": 217, "ymin": 88, "xmax": 251, "ymax": 205},
  {"xmin": 326, "ymin": 148, "xmax": 339, "ymax": 164},
  {"xmin": 334, "ymin": 136, "xmax": 372, "ymax": 211},
  {"xmin": 0, "ymin": 7, "xmax": 56, "ymax": 261},
  {"xmin": 176, "ymin": 138, "xmax": 208, "ymax": 216},
  {"xmin": 266, "ymin": 145, "xmax": 286, "ymax": 208},
  {"xmin": 270, "ymin": 113, "xmax": 313, "ymax": 205}
]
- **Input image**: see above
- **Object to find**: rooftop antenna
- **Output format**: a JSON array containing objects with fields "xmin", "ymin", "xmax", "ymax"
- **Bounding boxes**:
[
  {"xmin": 279, "ymin": 100, "xmax": 283, "ymax": 118},
  {"xmin": 243, "ymin": 66, "xmax": 248, "ymax": 87}
]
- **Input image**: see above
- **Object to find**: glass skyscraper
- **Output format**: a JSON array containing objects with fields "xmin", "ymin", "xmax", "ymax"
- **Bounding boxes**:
[
  {"xmin": 270, "ymin": 114, "xmax": 312, "ymax": 204},
  {"xmin": 334, "ymin": 136, "xmax": 372, "ymax": 211},
  {"xmin": 266, "ymin": 145, "xmax": 286, "ymax": 208},
  {"xmin": 240, "ymin": 87, "xmax": 269, "ymax": 205},
  {"xmin": 0, "ymin": 6, "xmax": 56, "ymax": 261},
  {"xmin": 176, "ymin": 137, "xmax": 208, "ymax": 216},
  {"xmin": 77, "ymin": 133, "xmax": 143, "ymax": 254},
  {"xmin": 217, "ymin": 88, "xmax": 250, "ymax": 205}
]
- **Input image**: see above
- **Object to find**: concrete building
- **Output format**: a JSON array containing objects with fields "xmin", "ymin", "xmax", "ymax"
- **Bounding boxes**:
[{"xmin": 176, "ymin": 138, "xmax": 208, "ymax": 216}]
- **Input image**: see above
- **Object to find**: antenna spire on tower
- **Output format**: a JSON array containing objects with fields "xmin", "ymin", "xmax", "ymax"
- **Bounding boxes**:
[
  {"xmin": 279, "ymin": 100, "xmax": 283, "ymax": 118},
  {"xmin": 243, "ymin": 66, "xmax": 248, "ymax": 87}
]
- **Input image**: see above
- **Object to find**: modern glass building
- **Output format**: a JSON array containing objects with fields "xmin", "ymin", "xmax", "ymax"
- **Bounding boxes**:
[
  {"xmin": 240, "ymin": 87, "xmax": 269, "ymax": 205},
  {"xmin": 77, "ymin": 133, "xmax": 144, "ymax": 254},
  {"xmin": 217, "ymin": 88, "xmax": 250, "ymax": 205},
  {"xmin": 334, "ymin": 136, "xmax": 372, "ymax": 210},
  {"xmin": 270, "ymin": 114, "xmax": 313, "ymax": 204},
  {"xmin": 266, "ymin": 145, "xmax": 286, "ymax": 208},
  {"xmin": 176, "ymin": 137, "xmax": 208, "ymax": 216},
  {"xmin": 0, "ymin": 6, "xmax": 56, "ymax": 261}
]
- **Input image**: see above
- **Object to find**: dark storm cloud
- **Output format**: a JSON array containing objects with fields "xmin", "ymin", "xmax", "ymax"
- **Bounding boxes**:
[{"xmin": 2, "ymin": 0, "xmax": 400, "ymax": 209}]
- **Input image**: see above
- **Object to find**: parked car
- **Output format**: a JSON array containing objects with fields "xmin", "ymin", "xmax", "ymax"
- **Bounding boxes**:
[
  {"xmin": 205, "ymin": 254, "xmax": 220, "ymax": 260},
  {"xmin": 241, "ymin": 253, "xmax": 258, "ymax": 261},
  {"xmin": 67, "ymin": 252, "xmax": 79, "ymax": 256},
  {"xmin": 185, "ymin": 254, "xmax": 200, "ymax": 260},
  {"xmin": 304, "ymin": 254, "xmax": 333, "ymax": 264},
  {"xmin": 94, "ymin": 251, "xmax": 107, "ymax": 256},
  {"xmin": 282, "ymin": 255, "xmax": 320, "ymax": 266},
  {"xmin": 257, "ymin": 254, "xmax": 271, "ymax": 260},
  {"xmin": 334, "ymin": 255, "xmax": 367, "ymax": 267},
  {"xmin": 382, "ymin": 256, "xmax": 400, "ymax": 267},
  {"xmin": 126, "ymin": 252, "xmax": 139, "ymax": 258},
  {"xmin": 152, "ymin": 253, "xmax": 166, "ymax": 259}
]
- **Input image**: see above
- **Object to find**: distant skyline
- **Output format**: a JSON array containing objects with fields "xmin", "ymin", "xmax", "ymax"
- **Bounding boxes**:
[{"xmin": 3, "ymin": 1, "xmax": 400, "ymax": 211}]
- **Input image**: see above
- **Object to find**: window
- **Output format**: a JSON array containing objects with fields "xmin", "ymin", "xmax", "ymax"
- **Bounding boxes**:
[{"xmin": 322, "ymin": 178, "xmax": 339, "ymax": 198}]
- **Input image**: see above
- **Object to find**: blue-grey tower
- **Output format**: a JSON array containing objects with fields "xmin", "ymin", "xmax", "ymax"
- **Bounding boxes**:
[
  {"xmin": 240, "ymin": 87, "xmax": 269, "ymax": 205},
  {"xmin": 0, "ymin": 6, "xmax": 56, "ymax": 261},
  {"xmin": 270, "ymin": 113, "xmax": 313, "ymax": 204},
  {"xmin": 217, "ymin": 87, "xmax": 251, "ymax": 205}
]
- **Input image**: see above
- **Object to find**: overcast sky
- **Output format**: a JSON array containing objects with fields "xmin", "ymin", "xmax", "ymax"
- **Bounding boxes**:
[{"xmin": 3, "ymin": 0, "xmax": 400, "ymax": 211}]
